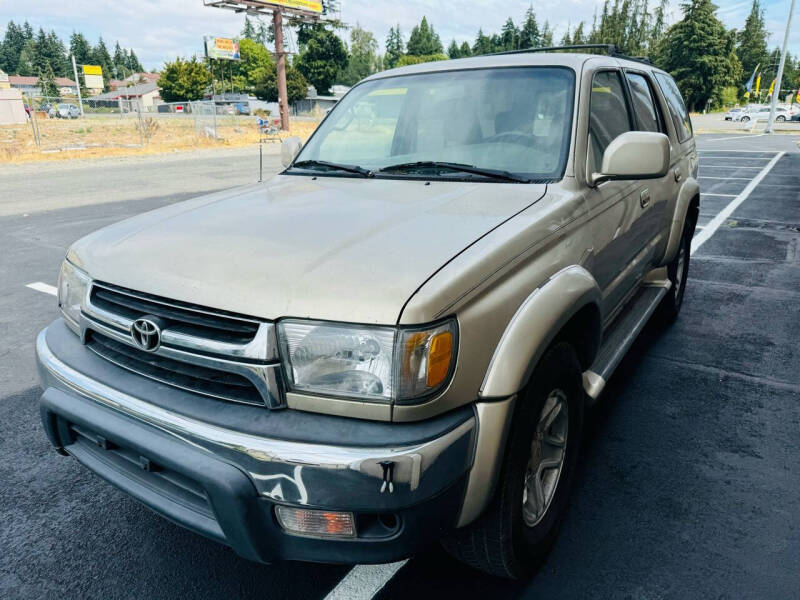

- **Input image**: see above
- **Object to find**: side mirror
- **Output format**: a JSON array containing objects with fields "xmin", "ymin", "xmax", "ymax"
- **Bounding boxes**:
[
  {"xmin": 590, "ymin": 131, "xmax": 670, "ymax": 186},
  {"xmin": 281, "ymin": 136, "xmax": 303, "ymax": 168}
]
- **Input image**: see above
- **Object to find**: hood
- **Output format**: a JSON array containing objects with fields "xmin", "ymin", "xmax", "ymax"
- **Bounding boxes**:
[{"xmin": 69, "ymin": 175, "xmax": 546, "ymax": 324}]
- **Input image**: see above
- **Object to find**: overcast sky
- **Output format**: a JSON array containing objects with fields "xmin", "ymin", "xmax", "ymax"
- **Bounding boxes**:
[{"xmin": 1, "ymin": 0, "xmax": 798, "ymax": 71}]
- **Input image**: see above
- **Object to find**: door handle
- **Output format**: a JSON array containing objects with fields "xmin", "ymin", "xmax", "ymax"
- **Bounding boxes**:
[
  {"xmin": 640, "ymin": 188, "xmax": 651, "ymax": 208},
  {"xmin": 674, "ymin": 168, "xmax": 682, "ymax": 182}
]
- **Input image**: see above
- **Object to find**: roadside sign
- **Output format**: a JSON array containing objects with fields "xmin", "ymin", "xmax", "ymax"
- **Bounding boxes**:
[
  {"xmin": 205, "ymin": 37, "xmax": 240, "ymax": 61},
  {"xmin": 234, "ymin": 0, "xmax": 323, "ymax": 13},
  {"xmin": 83, "ymin": 65, "xmax": 102, "ymax": 76}
]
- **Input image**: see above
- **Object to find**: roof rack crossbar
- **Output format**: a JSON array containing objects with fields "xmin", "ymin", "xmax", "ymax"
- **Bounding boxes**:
[{"xmin": 488, "ymin": 43, "xmax": 652, "ymax": 65}]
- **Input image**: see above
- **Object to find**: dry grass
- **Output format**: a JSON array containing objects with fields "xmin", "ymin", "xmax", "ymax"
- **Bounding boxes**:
[{"xmin": 0, "ymin": 115, "xmax": 320, "ymax": 164}]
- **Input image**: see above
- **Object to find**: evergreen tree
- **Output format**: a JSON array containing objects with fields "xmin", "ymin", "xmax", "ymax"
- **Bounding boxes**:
[
  {"xmin": 91, "ymin": 37, "xmax": 113, "ymax": 89},
  {"xmin": 519, "ymin": 7, "xmax": 541, "ymax": 49},
  {"xmin": 385, "ymin": 25, "xmax": 404, "ymax": 68},
  {"xmin": 560, "ymin": 26, "xmax": 572, "ymax": 47},
  {"xmin": 655, "ymin": 0, "xmax": 742, "ymax": 110},
  {"xmin": 17, "ymin": 39, "xmax": 37, "ymax": 76},
  {"xmin": 447, "ymin": 39, "xmax": 461, "ymax": 59},
  {"xmin": 242, "ymin": 16, "xmax": 257, "ymax": 41},
  {"xmin": 459, "ymin": 41, "xmax": 472, "ymax": 57},
  {"xmin": 572, "ymin": 22, "xmax": 586, "ymax": 45},
  {"xmin": 38, "ymin": 63, "xmax": 59, "ymax": 98},
  {"xmin": 541, "ymin": 22, "xmax": 554, "ymax": 46},
  {"xmin": 651, "ymin": 0, "xmax": 668, "ymax": 46},
  {"xmin": 69, "ymin": 32, "xmax": 92, "ymax": 67},
  {"xmin": 472, "ymin": 28, "xmax": 494, "ymax": 55},
  {"xmin": 0, "ymin": 21, "xmax": 32, "ymax": 74},
  {"xmin": 737, "ymin": 0, "xmax": 770, "ymax": 86},
  {"xmin": 406, "ymin": 16, "xmax": 443, "ymax": 56},
  {"xmin": 128, "ymin": 49, "xmax": 143, "ymax": 72},
  {"xmin": 500, "ymin": 18, "xmax": 520, "ymax": 51},
  {"xmin": 340, "ymin": 24, "xmax": 380, "ymax": 85}
]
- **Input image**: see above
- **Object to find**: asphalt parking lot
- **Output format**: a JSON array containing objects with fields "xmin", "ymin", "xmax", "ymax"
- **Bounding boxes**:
[{"xmin": 1, "ymin": 133, "xmax": 799, "ymax": 599}]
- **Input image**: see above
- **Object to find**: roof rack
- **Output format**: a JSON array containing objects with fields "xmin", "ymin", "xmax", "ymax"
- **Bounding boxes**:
[{"xmin": 490, "ymin": 43, "xmax": 652, "ymax": 65}]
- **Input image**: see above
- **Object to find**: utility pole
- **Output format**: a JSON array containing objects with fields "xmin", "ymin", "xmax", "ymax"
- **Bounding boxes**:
[
  {"xmin": 273, "ymin": 9, "xmax": 290, "ymax": 131},
  {"xmin": 766, "ymin": 0, "xmax": 795, "ymax": 133},
  {"xmin": 71, "ymin": 54, "xmax": 84, "ymax": 116}
]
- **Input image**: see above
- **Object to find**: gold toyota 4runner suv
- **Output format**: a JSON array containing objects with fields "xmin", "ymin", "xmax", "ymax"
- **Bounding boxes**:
[{"xmin": 37, "ymin": 47, "xmax": 698, "ymax": 578}]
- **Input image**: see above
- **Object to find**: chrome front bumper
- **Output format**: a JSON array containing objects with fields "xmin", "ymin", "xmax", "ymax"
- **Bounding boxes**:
[{"xmin": 36, "ymin": 320, "xmax": 477, "ymax": 511}]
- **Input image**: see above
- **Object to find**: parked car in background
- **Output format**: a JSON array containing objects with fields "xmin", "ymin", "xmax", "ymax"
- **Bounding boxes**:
[
  {"xmin": 55, "ymin": 103, "xmax": 80, "ymax": 119},
  {"xmin": 791, "ymin": 112, "xmax": 800, "ymax": 122},
  {"xmin": 735, "ymin": 105, "xmax": 793, "ymax": 122},
  {"xmin": 724, "ymin": 107, "xmax": 743, "ymax": 120}
]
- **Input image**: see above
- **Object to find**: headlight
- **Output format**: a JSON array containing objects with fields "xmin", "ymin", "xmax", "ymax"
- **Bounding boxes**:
[
  {"xmin": 57, "ymin": 259, "xmax": 90, "ymax": 334},
  {"xmin": 278, "ymin": 319, "xmax": 457, "ymax": 404}
]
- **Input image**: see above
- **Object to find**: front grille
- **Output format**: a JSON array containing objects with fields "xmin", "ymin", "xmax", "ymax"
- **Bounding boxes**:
[
  {"xmin": 90, "ymin": 282, "xmax": 260, "ymax": 345},
  {"xmin": 86, "ymin": 330, "xmax": 265, "ymax": 406}
]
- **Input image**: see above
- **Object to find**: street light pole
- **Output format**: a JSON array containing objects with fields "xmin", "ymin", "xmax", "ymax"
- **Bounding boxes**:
[
  {"xmin": 71, "ymin": 54, "xmax": 84, "ymax": 116},
  {"xmin": 766, "ymin": 0, "xmax": 796, "ymax": 133}
]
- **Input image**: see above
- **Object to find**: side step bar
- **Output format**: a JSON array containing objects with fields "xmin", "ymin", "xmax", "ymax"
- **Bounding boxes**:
[{"xmin": 583, "ymin": 280, "xmax": 670, "ymax": 404}]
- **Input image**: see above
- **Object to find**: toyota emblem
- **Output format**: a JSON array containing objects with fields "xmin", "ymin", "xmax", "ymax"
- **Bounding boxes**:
[{"xmin": 131, "ymin": 317, "xmax": 162, "ymax": 352}]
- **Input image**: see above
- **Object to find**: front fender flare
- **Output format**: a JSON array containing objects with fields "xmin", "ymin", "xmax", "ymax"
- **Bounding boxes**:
[
  {"xmin": 479, "ymin": 265, "xmax": 602, "ymax": 399},
  {"xmin": 660, "ymin": 177, "xmax": 700, "ymax": 266}
]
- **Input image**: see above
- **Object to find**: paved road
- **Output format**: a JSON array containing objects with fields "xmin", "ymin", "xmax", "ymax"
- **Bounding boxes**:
[{"xmin": 1, "ymin": 135, "xmax": 798, "ymax": 599}]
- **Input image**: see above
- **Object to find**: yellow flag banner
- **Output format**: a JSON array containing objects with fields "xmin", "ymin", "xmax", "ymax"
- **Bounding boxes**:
[
  {"xmin": 768, "ymin": 79, "xmax": 776, "ymax": 96},
  {"xmin": 755, "ymin": 73, "xmax": 762, "ymax": 95}
]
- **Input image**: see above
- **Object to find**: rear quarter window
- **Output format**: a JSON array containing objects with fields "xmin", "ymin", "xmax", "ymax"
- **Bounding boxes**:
[{"xmin": 654, "ymin": 73, "xmax": 693, "ymax": 143}]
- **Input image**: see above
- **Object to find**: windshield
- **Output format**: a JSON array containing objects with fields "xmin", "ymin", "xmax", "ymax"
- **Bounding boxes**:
[{"xmin": 293, "ymin": 67, "xmax": 575, "ymax": 181}]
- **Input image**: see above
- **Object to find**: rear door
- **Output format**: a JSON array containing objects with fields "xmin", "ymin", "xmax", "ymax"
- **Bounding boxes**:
[{"xmin": 585, "ymin": 69, "xmax": 657, "ymax": 321}]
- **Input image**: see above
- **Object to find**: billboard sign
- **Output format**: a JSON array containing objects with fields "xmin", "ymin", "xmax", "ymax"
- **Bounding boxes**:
[
  {"xmin": 205, "ymin": 37, "xmax": 240, "ymax": 61},
  {"xmin": 82, "ymin": 64, "xmax": 104, "ymax": 89},
  {"xmin": 267, "ymin": 0, "xmax": 323, "ymax": 12}
]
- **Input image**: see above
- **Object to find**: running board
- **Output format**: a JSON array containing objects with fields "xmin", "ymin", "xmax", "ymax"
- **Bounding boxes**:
[{"xmin": 583, "ymin": 281, "xmax": 670, "ymax": 404}]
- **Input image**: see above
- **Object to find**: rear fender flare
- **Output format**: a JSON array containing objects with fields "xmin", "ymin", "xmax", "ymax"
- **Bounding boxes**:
[{"xmin": 479, "ymin": 265, "xmax": 602, "ymax": 399}]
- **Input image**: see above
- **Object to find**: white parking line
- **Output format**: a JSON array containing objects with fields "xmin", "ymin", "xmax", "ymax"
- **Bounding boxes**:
[
  {"xmin": 698, "ymin": 176, "xmax": 753, "ymax": 181},
  {"xmin": 700, "ymin": 165, "xmax": 767, "ymax": 170},
  {"xmin": 697, "ymin": 149, "xmax": 775, "ymax": 153},
  {"xmin": 692, "ymin": 151, "xmax": 784, "ymax": 253},
  {"xmin": 323, "ymin": 560, "xmax": 408, "ymax": 600},
  {"xmin": 701, "ymin": 133, "xmax": 767, "ymax": 142},
  {"xmin": 26, "ymin": 282, "xmax": 58, "ymax": 296},
  {"xmin": 701, "ymin": 193, "xmax": 737, "ymax": 197}
]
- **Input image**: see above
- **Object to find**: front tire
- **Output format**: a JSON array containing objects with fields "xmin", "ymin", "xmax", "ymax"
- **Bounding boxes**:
[
  {"xmin": 741, "ymin": 116, "xmax": 750, "ymax": 122},
  {"xmin": 656, "ymin": 214, "xmax": 693, "ymax": 323},
  {"xmin": 442, "ymin": 342, "xmax": 584, "ymax": 578},
  {"xmin": 776, "ymin": 115, "xmax": 786, "ymax": 122}
]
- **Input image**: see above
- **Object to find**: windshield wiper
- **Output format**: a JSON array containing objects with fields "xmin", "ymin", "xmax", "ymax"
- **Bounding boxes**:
[
  {"xmin": 374, "ymin": 161, "xmax": 531, "ymax": 183},
  {"xmin": 290, "ymin": 159, "xmax": 372, "ymax": 177}
]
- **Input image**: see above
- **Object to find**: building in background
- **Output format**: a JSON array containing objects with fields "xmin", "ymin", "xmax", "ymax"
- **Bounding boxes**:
[
  {"xmin": 0, "ymin": 69, "xmax": 27, "ymax": 124},
  {"xmin": 95, "ymin": 82, "xmax": 162, "ymax": 108},
  {"xmin": 8, "ymin": 75, "xmax": 78, "ymax": 96}
]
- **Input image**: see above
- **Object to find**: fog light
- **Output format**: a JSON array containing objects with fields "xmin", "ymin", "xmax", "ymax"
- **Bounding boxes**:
[{"xmin": 275, "ymin": 506, "xmax": 356, "ymax": 539}]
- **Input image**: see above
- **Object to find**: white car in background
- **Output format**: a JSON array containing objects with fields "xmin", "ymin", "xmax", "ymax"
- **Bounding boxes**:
[
  {"xmin": 735, "ymin": 105, "xmax": 795, "ymax": 122},
  {"xmin": 724, "ymin": 107, "xmax": 743, "ymax": 120}
]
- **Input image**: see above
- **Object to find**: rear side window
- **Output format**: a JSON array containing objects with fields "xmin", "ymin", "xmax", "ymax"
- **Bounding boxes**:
[
  {"xmin": 654, "ymin": 73, "xmax": 692, "ymax": 142},
  {"xmin": 588, "ymin": 70, "xmax": 632, "ymax": 173},
  {"xmin": 626, "ymin": 72, "xmax": 662, "ymax": 133}
]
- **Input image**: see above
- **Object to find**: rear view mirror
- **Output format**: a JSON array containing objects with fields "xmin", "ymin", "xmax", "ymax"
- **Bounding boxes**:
[
  {"xmin": 281, "ymin": 136, "xmax": 303, "ymax": 168},
  {"xmin": 591, "ymin": 131, "xmax": 670, "ymax": 186}
]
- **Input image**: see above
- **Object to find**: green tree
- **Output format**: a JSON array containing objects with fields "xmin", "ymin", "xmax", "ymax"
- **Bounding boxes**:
[
  {"xmin": 396, "ymin": 54, "xmax": 448, "ymax": 67},
  {"xmin": 541, "ymin": 21, "xmax": 554, "ymax": 46},
  {"xmin": 655, "ymin": 0, "xmax": 742, "ymax": 110},
  {"xmin": 572, "ymin": 22, "xmax": 587, "ymax": 45},
  {"xmin": 37, "ymin": 63, "xmax": 59, "ymax": 98},
  {"xmin": 295, "ymin": 26, "xmax": 347, "ymax": 95},
  {"xmin": 385, "ymin": 25, "xmax": 404, "ymax": 68},
  {"xmin": 254, "ymin": 64, "xmax": 308, "ymax": 104},
  {"xmin": 128, "ymin": 49, "xmax": 143, "ymax": 72},
  {"xmin": 736, "ymin": 0, "xmax": 770, "ymax": 86},
  {"xmin": 17, "ymin": 39, "xmax": 37, "ymax": 76},
  {"xmin": 230, "ymin": 37, "xmax": 275, "ymax": 93},
  {"xmin": 499, "ymin": 18, "xmax": 520, "ymax": 51},
  {"xmin": 340, "ymin": 24, "xmax": 380, "ymax": 85},
  {"xmin": 0, "ymin": 21, "xmax": 34, "ymax": 74},
  {"xmin": 447, "ymin": 39, "xmax": 461, "ymax": 59},
  {"xmin": 91, "ymin": 37, "xmax": 113, "ymax": 89},
  {"xmin": 459, "ymin": 41, "xmax": 472, "ymax": 57},
  {"xmin": 158, "ymin": 56, "xmax": 211, "ymax": 102},
  {"xmin": 472, "ymin": 28, "xmax": 494, "ymax": 55},
  {"xmin": 242, "ymin": 16, "xmax": 257, "ymax": 40},
  {"xmin": 406, "ymin": 16, "xmax": 443, "ymax": 56},
  {"xmin": 69, "ymin": 32, "xmax": 92, "ymax": 67},
  {"xmin": 519, "ymin": 7, "xmax": 541, "ymax": 49}
]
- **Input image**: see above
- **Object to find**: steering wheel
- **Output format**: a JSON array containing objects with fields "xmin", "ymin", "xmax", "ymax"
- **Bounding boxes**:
[{"xmin": 484, "ymin": 131, "xmax": 537, "ymax": 146}]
